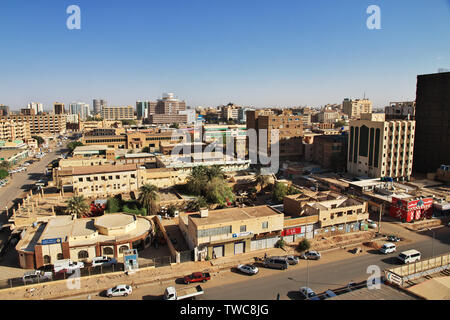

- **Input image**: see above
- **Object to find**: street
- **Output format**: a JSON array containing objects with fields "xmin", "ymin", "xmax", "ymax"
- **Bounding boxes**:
[{"xmin": 65, "ymin": 226, "xmax": 450, "ymax": 301}]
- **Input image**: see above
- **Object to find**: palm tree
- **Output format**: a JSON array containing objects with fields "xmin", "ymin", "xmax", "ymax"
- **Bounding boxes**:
[
  {"xmin": 65, "ymin": 196, "xmax": 90, "ymax": 218},
  {"xmin": 138, "ymin": 184, "xmax": 160, "ymax": 216},
  {"xmin": 186, "ymin": 166, "xmax": 208, "ymax": 195},
  {"xmin": 205, "ymin": 165, "xmax": 223, "ymax": 180}
]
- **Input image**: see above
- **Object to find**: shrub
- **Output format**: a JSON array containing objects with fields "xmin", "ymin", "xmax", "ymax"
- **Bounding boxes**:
[
  {"xmin": 0, "ymin": 169, "xmax": 8, "ymax": 179},
  {"xmin": 105, "ymin": 197, "xmax": 121, "ymax": 213},
  {"xmin": 297, "ymin": 239, "xmax": 311, "ymax": 253}
]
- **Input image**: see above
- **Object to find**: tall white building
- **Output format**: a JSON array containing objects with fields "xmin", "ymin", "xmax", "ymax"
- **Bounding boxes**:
[
  {"xmin": 27, "ymin": 102, "xmax": 44, "ymax": 114},
  {"xmin": 69, "ymin": 102, "xmax": 90, "ymax": 120},
  {"xmin": 347, "ymin": 113, "xmax": 415, "ymax": 181}
]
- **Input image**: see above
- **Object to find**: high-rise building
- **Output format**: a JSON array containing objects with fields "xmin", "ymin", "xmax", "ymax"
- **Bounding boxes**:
[
  {"xmin": 93, "ymin": 99, "xmax": 107, "ymax": 115},
  {"xmin": 69, "ymin": 102, "xmax": 90, "ymax": 120},
  {"xmin": 101, "ymin": 106, "xmax": 135, "ymax": 120},
  {"xmin": 0, "ymin": 105, "xmax": 10, "ymax": 116},
  {"xmin": 145, "ymin": 93, "xmax": 188, "ymax": 124},
  {"xmin": 347, "ymin": 113, "xmax": 415, "ymax": 180},
  {"xmin": 413, "ymin": 72, "xmax": 450, "ymax": 174},
  {"xmin": 27, "ymin": 102, "xmax": 44, "ymax": 115},
  {"xmin": 136, "ymin": 101, "xmax": 156, "ymax": 120},
  {"xmin": 53, "ymin": 102, "xmax": 65, "ymax": 115},
  {"xmin": 343, "ymin": 98, "xmax": 372, "ymax": 119}
]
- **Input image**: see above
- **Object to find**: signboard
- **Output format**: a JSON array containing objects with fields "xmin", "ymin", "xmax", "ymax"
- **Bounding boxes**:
[
  {"xmin": 306, "ymin": 225, "xmax": 313, "ymax": 233},
  {"xmin": 386, "ymin": 272, "xmax": 403, "ymax": 286},
  {"xmin": 42, "ymin": 238, "xmax": 62, "ymax": 245},
  {"xmin": 232, "ymin": 231, "xmax": 253, "ymax": 238}
]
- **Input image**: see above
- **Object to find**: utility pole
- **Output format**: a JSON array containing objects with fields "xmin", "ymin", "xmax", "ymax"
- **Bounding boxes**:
[
  {"xmin": 378, "ymin": 203, "xmax": 383, "ymax": 235},
  {"xmin": 428, "ymin": 228, "xmax": 435, "ymax": 257}
]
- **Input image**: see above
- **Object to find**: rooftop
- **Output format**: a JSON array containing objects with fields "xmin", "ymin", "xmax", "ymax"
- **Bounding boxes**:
[
  {"xmin": 189, "ymin": 205, "xmax": 281, "ymax": 227},
  {"xmin": 67, "ymin": 163, "xmax": 139, "ymax": 175}
]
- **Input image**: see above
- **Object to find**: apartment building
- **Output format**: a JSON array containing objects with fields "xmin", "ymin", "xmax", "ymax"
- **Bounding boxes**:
[
  {"xmin": 179, "ymin": 206, "xmax": 284, "ymax": 260},
  {"xmin": 69, "ymin": 102, "xmax": 90, "ymax": 120},
  {"xmin": 347, "ymin": 113, "xmax": 415, "ymax": 180},
  {"xmin": 343, "ymin": 98, "xmax": 373, "ymax": 118},
  {"xmin": 221, "ymin": 103, "xmax": 240, "ymax": 121},
  {"xmin": 246, "ymin": 109, "xmax": 304, "ymax": 161},
  {"xmin": 318, "ymin": 111, "xmax": 340, "ymax": 124},
  {"xmin": 0, "ymin": 114, "xmax": 66, "ymax": 135},
  {"xmin": 101, "ymin": 106, "xmax": 135, "ymax": 120},
  {"xmin": 0, "ymin": 120, "xmax": 31, "ymax": 141},
  {"xmin": 0, "ymin": 105, "xmax": 10, "ymax": 116},
  {"xmin": 93, "ymin": 99, "xmax": 107, "ymax": 115},
  {"xmin": 148, "ymin": 114, "xmax": 187, "ymax": 124}
]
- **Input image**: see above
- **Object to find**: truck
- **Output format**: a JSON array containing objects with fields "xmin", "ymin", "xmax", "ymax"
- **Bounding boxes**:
[
  {"xmin": 163, "ymin": 285, "xmax": 204, "ymax": 300},
  {"xmin": 183, "ymin": 272, "xmax": 211, "ymax": 284},
  {"xmin": 22, "ymin": 270, "xmax": 53, "ymax": 284}
]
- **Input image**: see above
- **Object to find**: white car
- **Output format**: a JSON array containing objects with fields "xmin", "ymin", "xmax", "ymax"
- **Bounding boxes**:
[
  {"xmin": 300, "ymin": 250, "xmax": 321, "ymax": 260},
  {"xmin": 367, "ymin": 219, "xmax": 378, "ymax": 229},
  {"xmin": 106, "ymin": 284, "xmax": 132, "ymax": 298},
  {"xmin": 236, "ymin": 264, "xmax": 259, "ymax": 275},
  {"xmin": 285, "ymin": 255, "xmax": 299, "ymax": 265},
  {"xmin": 379, "ymin": 242, "xmax": 396, "ymax": 254}
]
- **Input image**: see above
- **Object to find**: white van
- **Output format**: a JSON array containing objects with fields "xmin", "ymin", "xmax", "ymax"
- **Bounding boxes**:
[
  {"xmin": 397, "ymin": 249, "xmax": 421, "ymax": 264},
  {"xmin": 379, "ymin": 243, "xmax": 396, "ymax": 254}
]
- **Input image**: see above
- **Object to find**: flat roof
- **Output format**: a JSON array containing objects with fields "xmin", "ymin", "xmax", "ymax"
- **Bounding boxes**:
[
  {"xmin": 69, "ymin": 163, "xmax": 138, "ymax": 175},
  {"xmin": 189, "ymin": 205, "xmax": 281, "ymax": 227},
  {"xmin": 73, "ymin": 145, "xmax": 109, "ymax": 152},
  {"xmin": 328, "ymin": 284, "xmax": 418, "ymax": 300}
]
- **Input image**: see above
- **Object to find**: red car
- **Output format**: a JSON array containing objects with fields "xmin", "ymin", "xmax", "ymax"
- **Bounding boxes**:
[{"xmin": 183, "ymin": 272, "xmax": 211, "ymax": 284}]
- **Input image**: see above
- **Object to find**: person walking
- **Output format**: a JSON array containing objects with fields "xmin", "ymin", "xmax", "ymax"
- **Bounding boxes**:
[
  {"xmin": 264, "ymin": 253, "xmax": 267, "ymax": 260},
  {"xmin": 276, "ymin": 293, "xmax": 280, "ymax": 300}
]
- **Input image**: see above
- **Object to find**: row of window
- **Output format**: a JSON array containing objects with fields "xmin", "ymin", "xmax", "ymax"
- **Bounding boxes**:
[{"xmin": 76, "ymin": 174, "xmax": 135, "ymax": 183}]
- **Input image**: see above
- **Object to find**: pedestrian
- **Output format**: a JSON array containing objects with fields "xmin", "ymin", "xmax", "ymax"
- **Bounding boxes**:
[
  {"xmin": 264, "ymin": 253, "xmax": 267, "ymax": 260},
  {"xmin": 276, "ymin": 293, "xmax": 280, "ymax": 300}
]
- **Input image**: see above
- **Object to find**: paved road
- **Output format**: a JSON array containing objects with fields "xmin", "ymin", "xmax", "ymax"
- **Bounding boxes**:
[
  {"xmin": 66, "ymin": 226, "xmax": 450, "ymax": 301},
  {"xmin": 0, "ymin": 143, "xmax": 66, "ymax": 223}
]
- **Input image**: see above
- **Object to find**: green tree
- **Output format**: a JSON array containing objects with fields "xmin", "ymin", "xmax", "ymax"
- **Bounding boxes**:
[
  {"xmin": 105, "ymin": 197, "xmax": 122, "ymax": 213},
  {"xmin": 142, "ymin": 146, "xmax": 150, "ymax": 153},
  {"xmin": 334, "ymin": 120, "xmax": 346, "ymax": 128},
  {"xmin": 296, "ymin": 239, "xmax": 311, "ymax": 253},
  {"xmin": 255, "ymin": 173, "xmax": 271, "ymax": 192},
  {"xmin": 0, "ymin": 169, "xmax": 8, "ymax": 179},
  {"xmin": 67, "ymin": 141, "xmax": 84, "ymax": 152},
  {"xmin": 186, "ymin": 166, "xmax": 209, "ymax": 195},
  {"xmin": 272, "ymin": 182, "xmax": 289, "ymax": 204},
  {"xmin": 169, "ymin": 123, "xmax": 180, "ymax": 129},
  {"xmin": 121, "ymin": 119, "xmax": 137, "ymax": 126},
  {"xmin": 187, "ymin": 196, "xmax": 208, "ymax": 212},
  {"xmin": 32, "ymin": 135, "xmax": 45, "ymax": 146},
  {"xmin": 65, "ymin": 196, "xmax": 90, "ymax": 218},
  {"xmin": 138, "ymin": 184, "xmax": 160, "ymax": 216},
  {"xmin": 204, "ymin": 177, "xmax": 235, "ymax": 206}
]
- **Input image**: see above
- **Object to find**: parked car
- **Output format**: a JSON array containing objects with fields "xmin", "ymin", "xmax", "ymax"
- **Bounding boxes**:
[
  {"xmin": 106, "ymin": 284, "xmax": 132, "ymax": 298},
  {"xmin": 284, "ymin": 255, "xmax": 299, "ymax": 265},
  {"xmin": 53, "ymin": 259, "xmax": 84, "ymax": 273},
  {"xmin": 263, "ymin": 257, "xmax": 288, "ymax": 270},
  {"xmin": 387, "ymin": 235, "xmax": 401, "ymax": 242},
  {"xmin": 300, "ymin": 250, "xmax": 321, "ymax": 260},
  {"xmin": 379, "ymin": 242, "xmax": 396, "ymax": 254},
  {"xmin": 236, "ymin": 264, "xmax": 259, "ymax": 275},
  {"xmin": 299, "ymin": 287, "xmax": 320, "ymax": 300},
  {"xmin": 367, "ymin": 219, "xmax": 378, "ymax": 229},
  {"xmin": 184, "ymin": 272, "xmax": 211, "ymax": 284},
  {"xmin": 22, "ymin": 270, "xmax": 53, "ymax": 284},
  {"xmin": 91, "ymin": 256, "xmax": 117, "ymax": 267}
]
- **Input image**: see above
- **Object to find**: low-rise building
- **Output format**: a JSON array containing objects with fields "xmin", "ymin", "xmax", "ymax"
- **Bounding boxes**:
[
  {"xmin": 16, "ymin": 213, "xmax": 152, "ymax": 269},
  {"xmin": 180, "ymin": 206, "xmax": 284, "ymax": 261}
]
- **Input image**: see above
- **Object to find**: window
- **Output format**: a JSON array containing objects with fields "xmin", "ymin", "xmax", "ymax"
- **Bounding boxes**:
[
  {"xmin": 94, "ymin": 177, "xmax": 98, "ymax": 181},
  {"xmin": 119, "ymin": 245, "xmax": 129, "ymax": 254},
  {"xmin": 78, "ymin": 250, "xmax": 89, "ymax": 259},
  {"xmin": 103, "ymin": 247, "xmax": 114, "ymax": 255},
  {"xmin": 116, "ymin": 175, "xmax": 120, "ymax": 179},
  {"xmin": 78, "ymin": 178, "xmax": 83, "ymax": 182},
  {"xmin": 240, "ymin": 225, "xmax": 247, "ymax": 232},
  {"xmin": 197, "ymin": 226, "xmax": 232, "ymax": 238},
  {"xmin": 262, "ymin": 221, "xmax": 269, "ymax": 229}
]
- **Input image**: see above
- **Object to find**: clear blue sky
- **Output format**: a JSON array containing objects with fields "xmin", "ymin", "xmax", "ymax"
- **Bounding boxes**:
[{"xmin": 0, "ymin": 0, "xmax": 449, "ymax": 110}]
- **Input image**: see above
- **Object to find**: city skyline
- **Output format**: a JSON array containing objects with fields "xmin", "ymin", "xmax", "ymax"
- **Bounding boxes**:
[{"xmin": 0, "ymin": 0, "xmax": 449, "ymax": 109}]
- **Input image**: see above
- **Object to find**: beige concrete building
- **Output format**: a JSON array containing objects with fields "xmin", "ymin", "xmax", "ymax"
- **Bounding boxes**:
[
  {"xmin": 343, "ymin": 98, "xmax": 373, "ymax": 118},
  {"xmin": 0, "ymin": 120, "xmax": 31, "ymax": 141},
  {"xmin": 16, "ymin": 213, "xmax": 152, "ymax": 269},
  {"xmin": 0, "ymin": 114, "xmax": 66, "ymax": 135},
  {"xmin": 101, "ymin": 106, "xmax": 135, "ymax": 120},
  {"xmin": 347, "ymin": 113, "xmax": 415, "ymax": 180},
  {"xmin": 180, "ymin": 206, "xmax": 284, "ymax": 260}
]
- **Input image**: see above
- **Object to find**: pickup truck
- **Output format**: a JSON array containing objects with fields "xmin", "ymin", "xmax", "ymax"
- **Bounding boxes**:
[
  {"xmin": 164, "ymin": 285, "xmax": 204, "ymax": 300},
  {"xmin": 183, "ymin": 272, "xmax": 211, "ymax": 284},
  {"xmin": 22, "ymin": 270, "xmax": 53, "ymax": 284}
]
